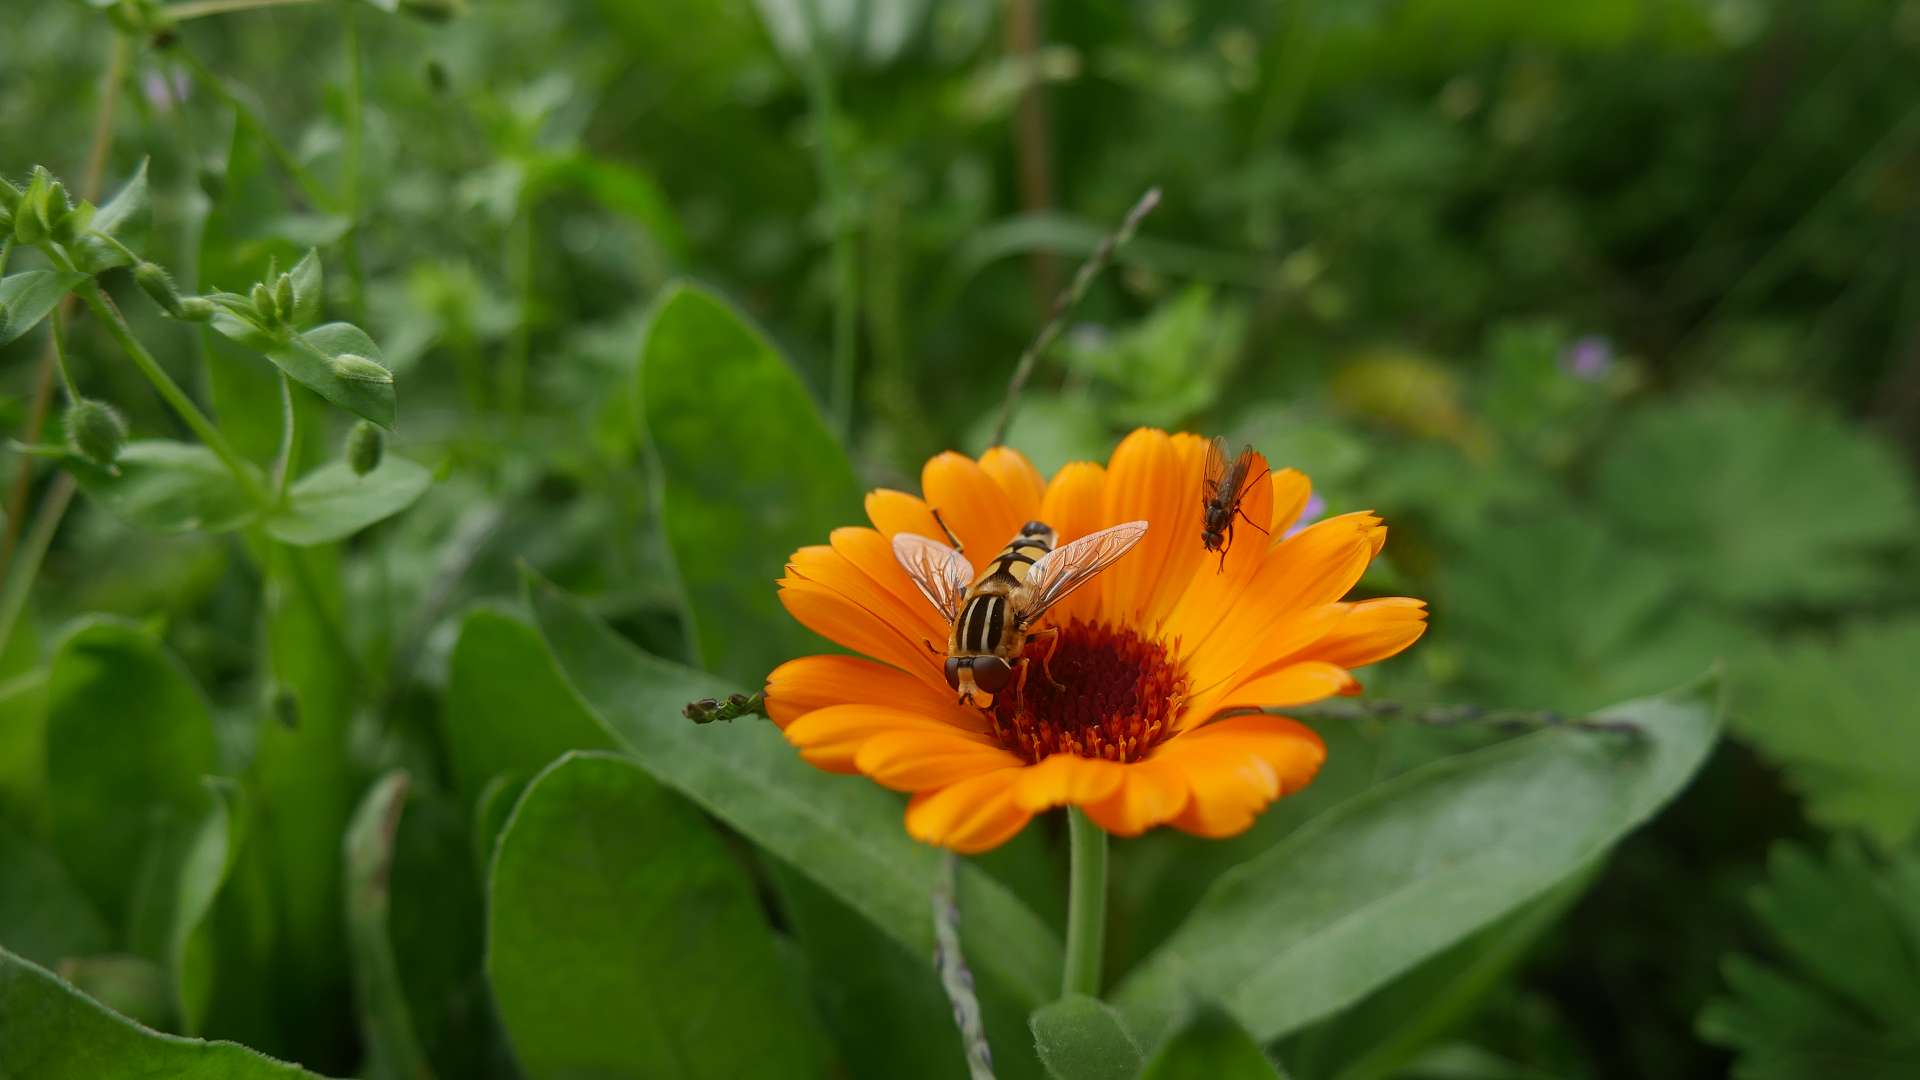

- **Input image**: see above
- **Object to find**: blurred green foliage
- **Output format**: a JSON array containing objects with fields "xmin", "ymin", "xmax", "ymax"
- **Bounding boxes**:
[{"xmin": 2, "ymin": 0, "xmax": 1918, "ymax": 1076}]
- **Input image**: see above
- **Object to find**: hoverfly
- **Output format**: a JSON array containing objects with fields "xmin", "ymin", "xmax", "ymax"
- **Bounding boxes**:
[
  {"xmin": 1200, "ymin": 437, "xmax": 1270, "ymax": 571},
  {"xmin": 894, "ymin": 516, "xmax": 1149, "ymax": 708}
]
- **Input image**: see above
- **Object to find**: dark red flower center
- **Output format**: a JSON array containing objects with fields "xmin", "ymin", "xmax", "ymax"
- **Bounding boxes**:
[{"xmin": 988, "ymin": 619, "xmax": 1189, "ymax": 764}]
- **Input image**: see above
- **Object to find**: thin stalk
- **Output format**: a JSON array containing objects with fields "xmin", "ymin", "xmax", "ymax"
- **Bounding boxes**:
[
  {"xmin": 0, "ymin": 474, "xmax": 76, "ymax": 662},
  {"xmin": 1227, "ymin": 699, "xmax": 1644, "ymax": 737},
  {"xmin": 0, "ymin": 33, "xmax": 127, "ymax": 578},
  {"xmin": 932, "ymin": 852, "xmax": 996, "ymax": 1080},
  {"xmin": 990, "ymin": 187, "xmax": 1160, "ymax": 448},
  {"xmin": 48, "ymin": 308, "xmax": 81, "ymax": 405},
  {"xmin": 269, "ymin": 372, "xmax": 296, "ymax": 501},
  {"xmin": 797, "ymin": 6, "xmax": 858, "ymax": 440},
  {"xmin": 1006, "ymin": 0, "xmax": 1058, "ymax": 313},
  {"xmin": 172, "ymin": 45, "xmax": 334, "ymax": 211},
  {"xmin": 165, "ymin": 0, "xmax": 321, "ymax": 20},
  {"xmin": 1061, "ymin": 807, "xmax": 1108, "ymax": 998},
  {"xmin": 72, "ymin": 277, "xmax": 267, "ymax": 504},
  {"xmin": 340, "ymin": 0, "xmax": 369, "ymax": 322}
]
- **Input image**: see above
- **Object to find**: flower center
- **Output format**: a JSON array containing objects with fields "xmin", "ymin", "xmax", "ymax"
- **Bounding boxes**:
[{"xmin": 988, "ymin": 619, "xmax": 1189, "ymax": 764}]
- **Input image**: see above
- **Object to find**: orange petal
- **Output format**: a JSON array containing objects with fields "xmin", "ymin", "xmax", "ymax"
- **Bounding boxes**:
[
  {"xmin": 1297, "ymin": 597, "xmax": 1429, "ymax": 670},
  {"xmin": 778, "ymin": 579, "xmax": 947, "ymax": 691},
  {"xmin": 866, "ymin": 488, "xmax": 942, "ymax": 540},
  {"xmin": 1009, "ymin": 754, "xmax": 1128, "ymax": 812},
  {"xmin": 793, "ymin": 530, "xmax": 948, "ymax": 646},
  {"xmin": 1269, "ymin": 468, "xmax": 1313, "ymax": 535},
  {"xmin": 786, "ymin": 704, "xmax": 998, "ymax": 772},
  {"xmin": 978, "ymin": 447, "xmax": 1046, "ymax": 523},
  {"xmin": 1180, "ymin": 605, "xmax": 1348, "ymax": 725},
  {"xmin": 1172, "ymin": 512, "xmax": 1382, "ymax": 669},
  {"xmin": 1099, "ymin": 429, "xmax": 1210, "ymax": 625},
  {"xmin": 764, "ymin": 655, "xmax": 980, "ymax": 732},
  {"xmin": 1208, "ymin": 661, "xmax": 1356, "ymax": 714},
  {"xmin": 1038, "ymin": 461, "xmax": 1110, "ymax": 623},
  {"xmin": 855, "ymin": 729, "xmax": 1025, "ymax": 791},
  {"xmin": 905, "ymin": 769, "xmax": 1034, "ymax": 853},
  {"xmin": 1080, "ymin": 758, "xmax": 1191, "ymax": 836},
  {"xmin": 923, "ymin": 451, "xmax": 1023, "ymax": 563},
  {"xmin": 1160, "ymin": 715, "xmax": 1325, "ymax": 838}
]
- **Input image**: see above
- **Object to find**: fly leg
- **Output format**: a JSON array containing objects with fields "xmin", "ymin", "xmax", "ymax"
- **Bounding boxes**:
[
  {"xmin": 1031, "ymin": 626, "xmax": 1066, "ymax": 691},
  {"xmin": 931, "ymin": 507, "xmax": 965, "ymax": 554}
]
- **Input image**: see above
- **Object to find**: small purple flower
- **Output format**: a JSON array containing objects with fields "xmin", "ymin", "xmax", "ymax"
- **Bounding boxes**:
[
  {"xmin": 1284, "ymin": 492, "xmax": 1326, "ymax": 539},
  {"xmin": 143, "ymin": 68, "xmax": 191, "ymax": 112},
  {"xmin": 1560, "ymin": 335, "xmax": 1613, "ymax": 381}
]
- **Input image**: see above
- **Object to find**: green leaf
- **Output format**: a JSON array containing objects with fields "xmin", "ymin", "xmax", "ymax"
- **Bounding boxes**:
[
  {"xmin": 127, "ymin": 777, "xmax": 246, "ymax": 1035},
  {"xmin": 1699, "ymin": 844, "xmax": 1920, "ymax": 1079},
  {"xmin": 0, "ymin": 833, "xmax": 110, "ymax": 968},
  {"xmin": 1139, "ymin": 1006, "xmax": 1284, "ymax": 1080},
  {"xmin": 261, "ymin": 322, "xmax": 396, "ymax": 429},
  {"xmin": 0, "ymin": 270, "xmax": 87, "ymax": 346},
  {"xmin": 444, "ymin": 607, "xmax": 616, "ymax": 800},
  {"xmin": 286, "ymin": 249, "xmax": 323, "ymax": 326},
  {"xmin": 1031, "ymin": 994, "xmax": 1145, "ymax": 1080},
  {"xmin": 66, "ymin": 441, "xmax": 262, "ymax": 535},
  {"xmin": 0, "ymin": 946, "xmax": 322, "ymax": 1078},
  {"xmin": 1730, "ymin": 618, "xmax": 1920, "ymax": 849},
  {"xmin": 1594, "ymin": 394, "xmax": 1919, "ymax": 609},
  {"xmin": 638, "ymin": 283, "xmax": 862, "ymax": 683},
  {"xmin": 1111, "ymin": 675, "xmax": 1723, "ymax": 1045},
  {"xmin": 486, "ymin": 751, "xmax": 825, "ymax": 1079},
  {"xmin": 344, "ymin": 771, "xmax": 434, "ymax": 1080},
  {"xmin": 265, "ymin": 456, "xmax": 431, "ymax": 546},
  {"xmin": 69, "ymin": 159, "xmax": 151, "ymax": 272},
  {"xmin": 525, "ymin": 571, "xmax": 1062, "ymax": 1013},
  {"xmin": 46, "ymin": 618, "xmax": 220, "ymax": 930}
]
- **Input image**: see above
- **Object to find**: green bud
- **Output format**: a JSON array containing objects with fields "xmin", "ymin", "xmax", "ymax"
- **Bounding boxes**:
[
  {"xmin": 0, "ymin": 176, "xmax": 19, "ymax": 212},
  {"xmin": 51, "ymin": 200, "xmax": 94, "ymax": 246},
  {"xmin": 65, "ymin": 399, "xmax": 129, "ymax": 469},
  {"xmin": 399, "ymin": 0, "xmax": 465, "ymax": 23},
  {"xmin": 177, "ymin": 296, "xmax": 216, "ymax": 321},
  {"xmin": 330, "ymin": 353, "xmax": 393, "ymax": 384},
  {"xmin": 273, "ymin": 273, "xmax": 295, "ymax": 322},
  {"xmin": 13, "ymin": 170, "xmax": 53, "ymax": 245},
  {"xmin": 250, "ymin": 281, "xmax": 280, "ymax": 324},
  {"xmin": 134, "ymin": 262, "xmax": 189, "ymax": 318},
  {"xmin": 345, "ymin": 420, "xmax": 384, "ymax": 476}
]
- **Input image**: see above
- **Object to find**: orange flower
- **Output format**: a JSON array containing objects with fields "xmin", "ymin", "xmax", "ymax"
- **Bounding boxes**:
[{"xmin": 766, "ymin": 429, "xmax": 1427, "ymax": 853}]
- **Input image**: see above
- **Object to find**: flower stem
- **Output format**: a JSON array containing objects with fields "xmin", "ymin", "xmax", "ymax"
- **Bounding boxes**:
[
  {"xmin": 72, "ymin": 277, "xmax": 268, "ymax": 506},
  {"xmin": 933, "ymin": 852, "xmax": 996, "ymax": 1080},
  {"xmin": 164, "ymin": 0, "xmax": 321, "ymax": 20},
  {"xmin": 796, "ymin": 4, "xmax": 857, "ymax": 441},
  {"xmin": 340, "ymin": 0, "xmax": 370, "ymax": 323},
  {"xmin": 1061, "ymin": 807, "xmax": 1108, "ymax": 998},
  {"xmin": 172, "ymin": 44, "xmax": 334, "ymax": 212}
]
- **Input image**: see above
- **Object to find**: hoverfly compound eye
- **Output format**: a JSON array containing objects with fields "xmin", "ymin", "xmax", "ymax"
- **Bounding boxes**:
[
  {"xmin": 971, "ymin": 657, "xmax": 1015, "ymax": 693},
  {"xmin": 942, "ymin": 656, "xmax": 964, "ymax": 691}
]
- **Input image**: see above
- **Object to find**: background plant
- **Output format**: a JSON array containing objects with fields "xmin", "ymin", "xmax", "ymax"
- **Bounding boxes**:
[{"xmin": 1, "ymin": 0, "xmax": 1917, "ymax": 1077}]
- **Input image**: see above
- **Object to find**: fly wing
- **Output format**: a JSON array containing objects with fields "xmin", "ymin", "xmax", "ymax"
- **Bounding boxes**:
[
  {"xmin": 1202, "ymin": 436, "xmax": 1230, "ymax": 504},
  {"xmin": 1227, "ymin": 444, "xmax": 1265, "ymax": 500},
  {"xmin": 1017, "ymin": 520, "xmax": 1149, "ymax": 622},
  {"xmin": 891, "ymin": 532, "xmax": 975, "ymax": 623}
]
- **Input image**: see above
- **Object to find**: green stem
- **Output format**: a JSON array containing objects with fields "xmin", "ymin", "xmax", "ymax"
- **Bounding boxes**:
[
  {"xmin": 165, "ymin": 0, "xmax": 321, "ymax": 20},
  {"xmin": 1061, "ymin": 807, "xmax": 1108, "ymax": 998},
  {"xmin": 48, "ymin": 307, "xmax": 81, "ymax": 405},
  {"xmin": 0, "ymin": 473, "xmax": 75, "ymax": 662},
  {"xmin": 0, "ymin": 238, "xmax": 13, "ymax": 277},
  {"xmin": 172, "ymin": 45, "xmax": 334, "ymax": 212},
  {"xmin": 73, "ymin": 277, "xmax": 267, "ymax": 505},
  {"xmin": 797, "ymin": 8, "xmax": 857, "ymax": 440},
  {"xmin": 270, "ymin": 371, "xmax": 296, "ymax": 501},
  {"xmin": 933, "ymin": 852, "xmax": 996, "ymax": 1080}
]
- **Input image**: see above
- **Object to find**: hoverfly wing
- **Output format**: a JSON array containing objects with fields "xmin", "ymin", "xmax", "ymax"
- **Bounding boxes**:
[
  {"xmin": 1016, "ymin": 520, "xmax": 1149, "ymax": 623},
  {"xmin": 1201, "ymin": 436, "xmax": 1231, "ymax": 505},
  {"xmin": 891, "ymin": 532, "xmax": 975, "ymax": 624}
]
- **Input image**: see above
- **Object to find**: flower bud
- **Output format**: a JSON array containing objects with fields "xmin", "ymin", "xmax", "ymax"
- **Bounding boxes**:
[
  {"xmin": 272, "ymin": 273, "xmax": 295, "ymax": 322},
  {"xmin": 345, "ymin": 419, "xmax": 384, "ymax": 476},
  {"xmin": 65, "ymin": 399, "xmax": 129, "ymax": 469},
  {"xmin": 134, "ymin": 262, "xmax": 189, "ymax": 318},
  {"xmin": 12, "ymin": 171, "xmax": 53, "ymax": 245},
  {"xmin": 51, "ymin": 200, "xmax": 94, "ymax": 246},
  {"xmin": 330, "ymin": 353, "xmax": 393, "ymax": 384},
  {"xmin": 177, "ymin": 296, "xmax": 216, "ymax": 321},
  {"xmin": 0, "ymin": 176, "xmax": 19, "ymax": 213},
  {"xmin": 250, "ymin": 281, "xmax": 280, "ymax": 325}
]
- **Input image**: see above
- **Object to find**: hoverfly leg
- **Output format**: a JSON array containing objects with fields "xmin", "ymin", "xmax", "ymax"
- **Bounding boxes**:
[
  {"xmin": 1031, "ymin": 626, "xmax": 1067, "ymax": 691},
  {"xmin": 930, "ymin": 507, "xmax": 965, "ymax": 553},
  {"xmin": 922, "ymin": 637, "xmax": 942, "ymax": 654}
]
